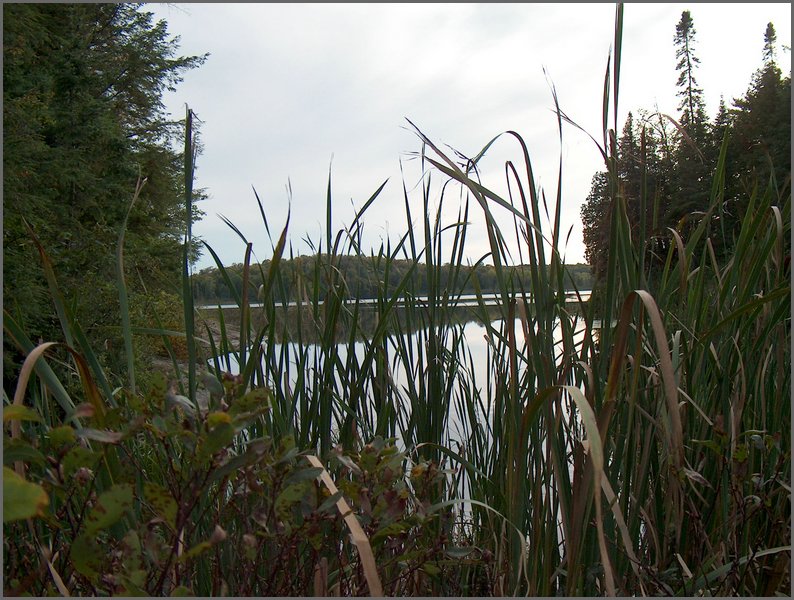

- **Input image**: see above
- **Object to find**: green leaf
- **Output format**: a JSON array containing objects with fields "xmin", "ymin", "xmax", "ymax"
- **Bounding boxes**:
[
  {"xmin": 146, "ymin": 372, "xmax": 169, "ymax": 409},
  {"xmin": 3, "ymin": 467, "xmax": 49, "ymax": 522},
  {"xmin": 48, "ymin": 425, "xmax": 77, "ymax": 448},
  {"xmin": 421, "ymin": 561, "xmax": 441, "ymax": 576},
  {"xmin": 691, "ymin": 439, "xmax": 723, "ymax": 455},
  {"xmin": 734, "ymin": 443, "xmax": 749, "ymax": 463},
  {"xmin": 4, "ymin": 438, "xmax": 47, "ymax": 468},
  {"xmin": 71, "ymin": 534, "xmax": 104, "ymax": 581},
  {"xmin": 209, "ymin": 447, "xmax": 260, "ymax": 484},
  {"xmin": 180, "ymin": 540, "xmax": 212, "ymax": 561},
  {"xmin": 371, "ymin": 520, "xmax": 411, "ymax": 545},
  {"xmin": 229, "ymin": 387, "xmax": 271, "ymax": 418},
  {"xmin": 317, "ymin": 490, "xmax": 343, "ymax": 514},
  {"xmin": 119, "ymin": 571, "xmax": 149, "ymax": 596},
  {"xmin": 284, "ymin": 466, "xmax": 323, "ymax": 486},
  {"xmin": 84, "ymin": 483, "xmax": 133, "ymax": 535},
  {"xmin": 3, "ymin": 405, "xmax": 43, "ymax": 424},
  {"xmin": 143, "ymin": 482, "xmax": 177, "ymax": 529},
  {"xmin": 275, "ymin": 482, "xmax": 310, "ymax": 518},
  {"xmin": 178, "ymin": 526, "xmax": 226, "ymax": 562},
  {"xmin": 62, "ymin": 445, "xmax": 100, "ymax": 478},
  {"xmin": 170, "ymin": 586, "xmax": 193, "ymax": 596},
  {"xmin": 197, "ymin": 422, "xmax": 234, "ymax": 463},
  {"xmin": 207, "ymin": 411, "xmax": 232, "ymax": 428},
  {"xmin": 120, "ymin": 529, "xmax": 143, "ymax": 572},
  {"xmin": 151, "ymin": 415, "xmax": 168, "ymax": 434}
]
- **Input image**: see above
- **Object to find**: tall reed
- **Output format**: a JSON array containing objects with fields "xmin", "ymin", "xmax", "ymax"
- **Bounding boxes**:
[{"xmin": 186, "ymin": 4, "xmax": 790, "ymax": 592}]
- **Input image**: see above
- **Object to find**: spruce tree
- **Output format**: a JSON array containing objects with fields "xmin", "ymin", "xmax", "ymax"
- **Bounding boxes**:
[
  {"xmin": 731, "ymin": 22, "xmax": 791, "ymax": 190},
  {"xmin": 669, "ymin": 10, "xmax": 712, "ymax": 231},
  {"xmin": 673, "ymin": 11, "xmax": 709, "ymax": 136},
  {"xmin": 3, "ymin": 4, "xmax": 207, "ymax": 378},
  {"xmin": 580, "ymin": 171, "xmax": 611, "ymax": 282},
  {"xmin": 720, "ymin": 22, "xmax": 791, "ymax": 261}
]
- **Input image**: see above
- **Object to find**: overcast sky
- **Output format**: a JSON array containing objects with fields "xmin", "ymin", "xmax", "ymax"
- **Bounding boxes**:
[{"xmin": 147, "ymin": 3, "xmax": 791, "ymax": 271}]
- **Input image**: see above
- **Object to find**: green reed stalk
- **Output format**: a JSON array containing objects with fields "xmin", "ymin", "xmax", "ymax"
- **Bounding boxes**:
[{"xmin": 183, "ymin": 106, "xmax": 197, "ymax": 403}]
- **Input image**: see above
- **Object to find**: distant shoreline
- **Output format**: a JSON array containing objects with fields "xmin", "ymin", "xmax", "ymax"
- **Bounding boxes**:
[{"xmin": 196, "ymin": 290, "xmax": 592, "ymax": 311}]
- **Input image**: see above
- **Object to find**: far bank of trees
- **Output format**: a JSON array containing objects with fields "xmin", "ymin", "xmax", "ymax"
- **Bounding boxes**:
[
  {"xmin": 191, "ymin": 256, "xmax": 595, "ymax": 305},
  {"xmin": 581, "ymin": 12, "xmax": 791, "ymax": 283}
]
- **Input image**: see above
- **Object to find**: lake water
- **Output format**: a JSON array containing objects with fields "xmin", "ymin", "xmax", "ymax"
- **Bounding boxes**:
[
  {"xmin": 213, "ymin": 310, "xmax": 592, "ymax": 451},
  {"xmin": 213, "ymin": 308, "xmax": 592, "ymax": 531}
]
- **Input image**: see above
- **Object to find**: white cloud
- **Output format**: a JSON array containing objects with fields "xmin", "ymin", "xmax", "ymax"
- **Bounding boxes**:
[{"xmin": 148, "ymin": 2, "xmax": 791, "ymax": 269}]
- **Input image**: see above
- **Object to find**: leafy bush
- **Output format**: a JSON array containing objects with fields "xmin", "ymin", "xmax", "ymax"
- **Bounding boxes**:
[
  {"xmin": 4, "ymin": 372, "xmax": 485, "ymax": 596},
  {"xmin": 132, "ymin": 288, "xmax": 189, "ymax": 361}
]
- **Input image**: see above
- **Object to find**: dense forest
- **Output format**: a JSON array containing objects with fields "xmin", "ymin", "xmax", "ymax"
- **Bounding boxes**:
[
  {"xmin": 191, "ymin": 256, "xmax": 594, "ymax": 305},
  {"xmin": 3, "ymin": 5, "xmax": 207, "ymax": 380},
  {"xmin": 581, "ymin": 12, "xmax": 791, "ymax": 284}
]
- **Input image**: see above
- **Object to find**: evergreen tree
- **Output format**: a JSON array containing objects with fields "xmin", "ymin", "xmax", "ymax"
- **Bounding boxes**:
[
  {"xmin": 710, "ymin": 96, "xmax": 732, "ymax": 156},
  {"xmin": 581, "ymin": 108, "xmax": 679, "ymax": 286},
  {"xmin": 730, "ymin": 22, "xmax": 791, "ymax": 192},
  {"xmin": 618, "ymin": 112, "xmax": 641, "ymax": 209},
  {"xmin": 669, "ymin": 10, "xmax": 712, "ymax": 230},
  {"xmin": 580, "ymin": 16, "xmax": 790, "ymax": 278},
  {"xmin": 762, "ymin": 22, "xmax": 777, "ymax": 65},
  {"xmin": 637, "ymin": 109, "xmax": 676, "ymax": 230},
  {"xmin": 3, "ymin": 4, "xmax": 207, "ymax": 374},
  {"xmin": 713, "ymin": 21, "xmax": 792, "ymax": 261},
  {"xmin": 580, "ymin": 171, "xmax": 611, "ymax": 282},
  {"xmin": 702, "ymin": 95, "xmax": 737, "ymax": 255},
  {"xmin": 673, "ymin": 11, "xmax": 709, "ymax": 136}
]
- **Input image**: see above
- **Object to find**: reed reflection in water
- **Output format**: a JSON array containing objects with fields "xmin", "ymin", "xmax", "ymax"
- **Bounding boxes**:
[{"xmin": 212, "ymin": 308, "xmax": 592, "ymax": 452}]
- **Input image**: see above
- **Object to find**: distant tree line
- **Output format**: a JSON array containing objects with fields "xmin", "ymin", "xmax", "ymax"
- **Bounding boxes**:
[
  {"xmin": 191, "ymin": 256, "xmax": 595, "ymax": 305},
  {"xmin": 581, "ymin": 12, "xmax": 791, "ymax": 284}
]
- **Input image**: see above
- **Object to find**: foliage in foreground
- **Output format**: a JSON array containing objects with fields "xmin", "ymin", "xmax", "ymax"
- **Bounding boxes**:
[{"xmin": 4, "ymin": 373, "xmax": 487, "ymax": 596}]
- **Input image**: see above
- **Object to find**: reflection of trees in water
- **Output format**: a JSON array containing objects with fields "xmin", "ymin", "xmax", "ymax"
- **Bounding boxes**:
[
  {"xmin": 242, "ymin": 302, "xmax": 506, "ymax": 345},
  {"xmin": 207, "ymin": 298, "xmax": 589, "ymax": 346}
]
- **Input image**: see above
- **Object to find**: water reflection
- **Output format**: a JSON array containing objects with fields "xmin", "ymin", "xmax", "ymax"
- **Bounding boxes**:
[
  {"xmin": 213, "ymin": 310, "xmax": 591, "ymax": 448},
  {"xmin": 203, "ymin": 291, "xmax": 590, "ymax": 345}
]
